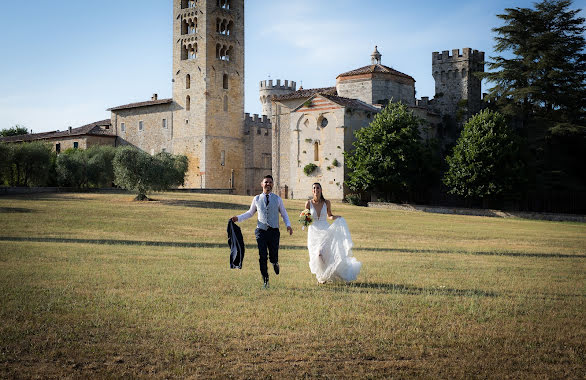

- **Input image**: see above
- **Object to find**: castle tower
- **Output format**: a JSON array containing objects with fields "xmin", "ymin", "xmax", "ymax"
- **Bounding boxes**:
[
  {"xmin": 432, "ymin": 48, "xmax": 485, "ymax": 120},
  {"xmin": 259, "ymin": 79, "xmax": 296, "ymax": 119},
  {"xmin": 172, "ymin": 0, "xmax": 245, "ymax": 192}
]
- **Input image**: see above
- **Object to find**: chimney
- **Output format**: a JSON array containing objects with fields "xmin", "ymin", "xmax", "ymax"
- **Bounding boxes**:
[
  {"xmin": 152, "ymin": 93, "xmax": 158, "ymax": 101},
  {"xmin": 68, "ymin": 126, "xmax": 72, "ymax": 134}
]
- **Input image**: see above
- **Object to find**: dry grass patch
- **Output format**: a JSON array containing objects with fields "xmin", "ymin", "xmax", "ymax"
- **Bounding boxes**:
[{"xmin": 0, "ymin": 192, "xmax": 584, "ymax": 378}]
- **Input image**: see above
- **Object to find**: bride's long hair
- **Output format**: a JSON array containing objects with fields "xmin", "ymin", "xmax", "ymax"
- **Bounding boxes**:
[{"xmin": 312, "ymin": 182, "xmax": 326, "ymax": 202}]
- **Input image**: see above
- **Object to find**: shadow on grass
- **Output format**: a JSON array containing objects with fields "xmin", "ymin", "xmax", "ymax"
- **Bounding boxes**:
[
  {"xmin": 0, "ymin": 207, "xmax": 34, "ymax": 213},
  {"xmin": 0, "ymin": 237, "xmax": 583, "ymax": 259},
  {"xmin": 159, "ymin": 199, "xmax": 246, "ymax": 210},
  {"xmin": 340, "ymin": 282, "xmax": 500, "ymax": 298},
  {"xmin": 290, "ymin": 281, "xmax": 499, "ymax": 298},
  {"xmin": 354, "ymin": 247, "xmax": 586, "ymax": 259}
]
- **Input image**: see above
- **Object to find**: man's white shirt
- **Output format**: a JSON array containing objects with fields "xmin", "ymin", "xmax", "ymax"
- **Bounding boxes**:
[{"xmin": 236, "ymin": 193, "xmax": 291, "ymax": 227}]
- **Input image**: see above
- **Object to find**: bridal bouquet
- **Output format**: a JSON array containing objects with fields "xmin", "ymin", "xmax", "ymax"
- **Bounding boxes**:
[{"xmin": 298, "ymin": 209, "xmax": 313, "ymax": 230}]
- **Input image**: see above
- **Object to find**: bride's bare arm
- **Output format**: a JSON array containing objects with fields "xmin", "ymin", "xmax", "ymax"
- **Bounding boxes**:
[
  {"xmin": 326, "ymin": 200, "xmax": 339, "ymax": 220},
  {"xmin": 304, "ymin": 200, "xmax": 310, "ymax": 210}
]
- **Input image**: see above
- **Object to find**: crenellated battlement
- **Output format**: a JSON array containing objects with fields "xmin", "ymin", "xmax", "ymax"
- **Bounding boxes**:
[
  {"xmin": 259, "ymin": 79, "xmax": 297, "ymax": 91},
  {"xmin": 432, "ymin": 48, "xmax": 485, "ymax": 63},
  {"xmin": 243, "ymin": 113, "xmax": 272, "ymax": 135}
]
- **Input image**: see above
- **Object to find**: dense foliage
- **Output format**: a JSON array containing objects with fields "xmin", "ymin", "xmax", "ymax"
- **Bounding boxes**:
[
  {"xmin": 482, "ymin": 0, "xmax": 585, "ymax": 122},
  {"xmin": 55, "ymin": 146, "xmax": 117, "ymax": 188},
  {"xmin": 1, "ymin": 125, "xmax": 29, "ymax": 137},
  {"xmin": 113, "ymin": 147, "xmax": 188, "ymax": 200},
  {"xmin": 480, "ymin": 0, "xmax": 586, "ymax": 195},
  {"xmin": 443, "ymin": 110, "xmax": 524, "ymax": 199},
  {"xmin": 0, "ymin": 142, "xmax": 54, "ymax": 186},
  {"xmin": 344, "ymin": 102, "xmax": 437, "ymax": 201}
]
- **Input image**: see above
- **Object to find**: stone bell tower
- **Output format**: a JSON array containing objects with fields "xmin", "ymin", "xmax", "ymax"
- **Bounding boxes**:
[{"xmin": 172, "ymin": 0, "xmax": 245, "ymax": 192}]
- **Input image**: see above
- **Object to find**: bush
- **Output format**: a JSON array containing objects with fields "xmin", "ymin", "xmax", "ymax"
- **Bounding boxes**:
[
  {"xmin": 0, "ymin": 142, "xmax": 54, "ymax": 186},
  {"xmin": 303, "ymin": 163, "xmax": 317, "ymax": 176},
  {"xmin": 332, "ymin": 158, "xmax": 340, "ymax": 167},
  {"xmin": 56, "ymin": 145, "xmax": 118, "ymax": 188},
  {"xmin": 345, "ymin": 194, "xmax": 364, "ymax": 206}
]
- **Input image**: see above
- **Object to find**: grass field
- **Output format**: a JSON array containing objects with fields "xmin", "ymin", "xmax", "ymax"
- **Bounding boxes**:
[{"xmin": 0, "ymin": 192, "xmax": 584, "ymax": 379}]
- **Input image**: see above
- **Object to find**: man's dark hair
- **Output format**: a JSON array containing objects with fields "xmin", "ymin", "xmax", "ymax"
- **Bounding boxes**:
[{"xmin": 263, "ymin": 175, "xmax": 273, "ymax": 181}]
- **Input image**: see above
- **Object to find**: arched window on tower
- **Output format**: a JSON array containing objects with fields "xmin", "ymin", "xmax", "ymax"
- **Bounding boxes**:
[
  {"xmin": 216, "ymin": 44, "xmax": 221, "ymax": 59},
  {"xmin": 186, "ymin": 74, "xmax": 191, "ymax": 89},
  {"xmin": 181, "ymin": 0, "xmax": 188, "ymax": 9},
  {"xmin": 189, "ymin": 18, "xmax": 197, "ymax": 34},
  {"xmin": 188, "ymin": 0, "xmax": 196, "ymax": 8},
  {"xmin": 226, "ymin": 21, "xmax": 233, "ymax": 36},
  {"xmin": 461, "ymin": 68, "xmax": 467, "ymax": 78},
  {"xmin": 223, "ymin": 74, "xmax": 228, "ymax": 89},
  {"xmin": 181, "ymin": 45, "xmax": 188, "ymax": 60},
  {"xmin": 314, "ymin": 142, "xmax": 319, "ymax": 161},
  {"xmin": 181, "ymin": 20, "xmax": 188, "ymax": 35},
  {"xmin": 226, "ymin": 46, "xmax": 233, "ymax": 61},
  {"xmin": 188, "ymin": 44, "xmax": 197, "ymax": 59},
  {"xmin": 223, "ymin": 95, "xmax": 228, "ymax": 112},
  {"xmin": 186, "ymin": 95, "xmax": 191, "ymax": 111}
]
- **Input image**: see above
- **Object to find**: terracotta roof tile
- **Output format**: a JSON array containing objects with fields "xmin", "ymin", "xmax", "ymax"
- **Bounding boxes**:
[
  {"xmin": 0, "ymin": 119, "xmax": 115, "ymax": 143},
  {"xmin": 272, "ymin": 87, "xmax": 337, "ymax": 101},
  {"xmin": 108, "ymin": 98, "xmax": 173, "ymax": 111},
  {"xmin": 319, "ymin": 94, "xmax": 380, "ymax": 113},
  {"xmin": 337, "ymin": 64, "xmax": 415, "ymax": 81}
]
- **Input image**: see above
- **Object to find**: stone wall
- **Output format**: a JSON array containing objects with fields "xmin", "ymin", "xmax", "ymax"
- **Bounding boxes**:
[
  {"xmin": 243, "ymin": 113, "xmax": 272, "ymax": 195},
  {"xmin": 431, "ymin": 48, "xmax": 484, "ymax": 118},
  {"xmin": 111, "ymin": 103, "xmax": 174, "ymax": 155},
  {"xmin": 337, "ymin": 74, "xmax": 415, "ymax": 106}
]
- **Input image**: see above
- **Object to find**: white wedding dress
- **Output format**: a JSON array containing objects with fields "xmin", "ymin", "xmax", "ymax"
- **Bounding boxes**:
[{"xmin": 307, "ymin": 202, "xmax": 362, "ymax": 283}]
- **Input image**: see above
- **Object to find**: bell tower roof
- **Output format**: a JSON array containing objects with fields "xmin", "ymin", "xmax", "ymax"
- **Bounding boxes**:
[{"xmin": 371, "ymin": 46, "xmax": 382, "ymax": 65}]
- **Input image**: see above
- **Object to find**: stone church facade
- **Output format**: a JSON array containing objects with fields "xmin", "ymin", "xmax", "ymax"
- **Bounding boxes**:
[
  {"xmin": 268, "ymin": 47, "xmax": 485, "ymax": 200},
  {"xmin": 2, "ymin": 1, "xmax": 484, "ymax": 199}
]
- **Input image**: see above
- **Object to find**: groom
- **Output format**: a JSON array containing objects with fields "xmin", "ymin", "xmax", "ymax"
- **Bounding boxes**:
[{"xmin": 231, "ymin": 175, "xmax": 293, "ymax": 288}]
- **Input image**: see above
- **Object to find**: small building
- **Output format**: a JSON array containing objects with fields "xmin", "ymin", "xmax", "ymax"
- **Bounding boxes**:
[{"xmin": 0, "ymin": 120, "xmax": 116, "ymax": 153}]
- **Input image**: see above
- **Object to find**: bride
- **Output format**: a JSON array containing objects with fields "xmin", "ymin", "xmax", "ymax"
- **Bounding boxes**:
[{"xmin": 304, "ymin": 183, "xmax": 362, "ymax": 283}]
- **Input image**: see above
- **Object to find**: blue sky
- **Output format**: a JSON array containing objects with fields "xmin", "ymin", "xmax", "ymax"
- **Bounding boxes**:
[{"xmin": 0, "ymin": 0, "xmax": 583, "ymax": 133}]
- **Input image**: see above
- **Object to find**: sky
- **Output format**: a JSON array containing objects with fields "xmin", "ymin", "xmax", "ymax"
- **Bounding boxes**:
[{"xmin": 0, "ymin": 0, "xmax": 584, "ymax": 133}]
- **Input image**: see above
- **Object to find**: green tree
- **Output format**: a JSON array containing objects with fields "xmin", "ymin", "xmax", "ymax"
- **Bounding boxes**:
[
  {"xmin": 344, "ymin": 102, "xmax": 433, "ymax": 200},
  {"xmin": 4, "ymin": 142, "xmax": 54, "ymax": 187},
  {"xmin": 0, "ymin": 143, "xmax": 15, "ymax": 185},
  {"xmin": 56, "ymin": 148, "xmax": 88, "ymax": 188},
  {"xmin": 443, "ymin": 110, "xmax": 524, "ymax": 200},
  {"xmin": 1, "ymin": 125, "xmax": 29, "ymax": 137},
  {"xmin": 113, "ymin": 147, "xmax": 188, "ymax": 200},
  {"xmin": 56, "ymin": 146, "xmax": 118, "ymax": 188},
  {"xmin": 86, "ymin": 146, "xmax": 117, "ymax": 187},
  {"xmin": 481, "ymin": 0, "xmax": 585, "ymax": 122}
]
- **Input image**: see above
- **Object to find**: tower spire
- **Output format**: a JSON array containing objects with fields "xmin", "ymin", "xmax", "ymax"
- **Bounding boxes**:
[
  {"xmin": 371, "ymin": 46, "xmax": 381, "ymax": 65},
  {"xmin": 370, "ymin": 46, "xmax": 382, "ymax": 65}
]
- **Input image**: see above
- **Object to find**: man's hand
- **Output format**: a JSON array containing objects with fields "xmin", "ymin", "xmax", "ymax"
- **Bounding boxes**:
[
  {"xmin": 231, "ymin": 216, "xmax": 238, "ymax": 222},
  {"xmin": 287, "ymin": 226, "xmax": 293, "ymax": 235}
]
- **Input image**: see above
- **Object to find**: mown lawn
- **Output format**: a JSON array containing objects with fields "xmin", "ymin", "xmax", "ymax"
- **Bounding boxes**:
[{"xmin": 0, "ymin": 192, "xmax": 584, "ymax": 379}]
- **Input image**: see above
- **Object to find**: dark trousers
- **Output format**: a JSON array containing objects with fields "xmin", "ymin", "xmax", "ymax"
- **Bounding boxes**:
[{"xmin": 255, "ymin": 227, "xmax": 280, "ymax": 279}]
